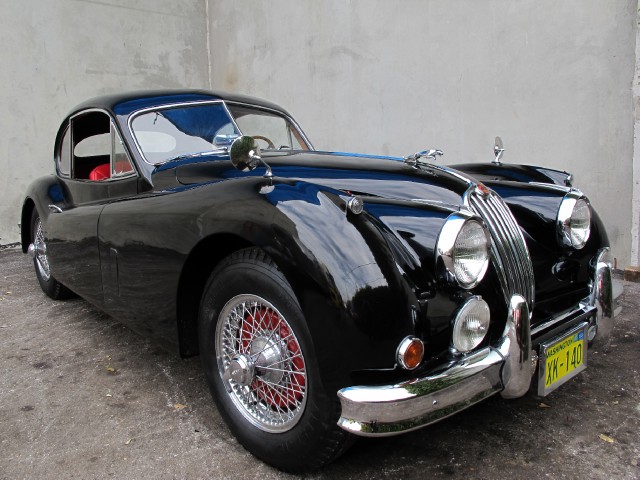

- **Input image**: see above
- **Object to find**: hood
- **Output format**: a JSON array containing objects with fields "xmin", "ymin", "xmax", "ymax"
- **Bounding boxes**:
[
  {"xmin": 172, "ymin": 150, "xmax": 475, "ymax": 207},
  {"xmin": 450, "ymin": 162, "xmax": 573, "ymax": 187}
]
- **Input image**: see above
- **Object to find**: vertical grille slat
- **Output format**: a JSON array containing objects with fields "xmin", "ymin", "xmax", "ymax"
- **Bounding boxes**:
[
  {"xmin": 467, "ymin": 189, "xmax": 535, "ymax": 309},
  {"xmin": 488, "ymin": 196, "xmax": 528, "ymax": 297}
]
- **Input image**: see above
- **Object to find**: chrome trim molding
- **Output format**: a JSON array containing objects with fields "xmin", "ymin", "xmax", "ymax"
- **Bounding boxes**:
[
  {"xmin": 527, "ymin": 182, "xmax": 571, "ymax": 193},
  {"xmin": 497, "ymin": 295, "xmax": 532, "ymax": 399},
  {"xmin": 428, "ymin": 164, "xmax": 475, "ymax": 186}
]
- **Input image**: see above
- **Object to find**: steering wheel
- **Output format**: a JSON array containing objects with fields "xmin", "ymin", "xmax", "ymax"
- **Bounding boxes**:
[{"xmin": 252, "ymin": 135, "xmax": 276, "ymax": 149}]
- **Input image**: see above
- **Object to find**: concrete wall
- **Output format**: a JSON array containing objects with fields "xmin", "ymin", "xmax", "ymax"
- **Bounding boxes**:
[
  {"xmin": 1, "ymin": 0, "xmax": 636, "ymax": 268},
  {"xmin": 210, "ymin": 0, "xmax": 637, "ymax": 268},
  {"xmin": 0, "ymin": 0, "xmax": 210, "ymax": 245}
]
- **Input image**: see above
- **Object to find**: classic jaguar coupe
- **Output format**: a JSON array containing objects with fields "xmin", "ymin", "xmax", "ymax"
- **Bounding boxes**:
[{"xmin": 22, "ymin": 90, "xmax": 615, "ymax": 471}]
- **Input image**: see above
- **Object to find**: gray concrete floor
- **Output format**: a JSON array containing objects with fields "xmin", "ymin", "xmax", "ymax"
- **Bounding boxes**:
[{"xmin": 1, "ymin": 247, "xmax": 638, "ymax": 479}]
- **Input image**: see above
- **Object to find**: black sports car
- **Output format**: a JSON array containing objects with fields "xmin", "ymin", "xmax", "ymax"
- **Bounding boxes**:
[{"xmin": 21, "ymin": 90, "xmax": 615, "ymax": 471}]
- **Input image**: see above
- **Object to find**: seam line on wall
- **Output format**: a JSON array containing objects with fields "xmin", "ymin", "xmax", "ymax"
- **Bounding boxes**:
[{"xmin": 205, "ymin": 0, "xmax": 212, "ymax": 89}]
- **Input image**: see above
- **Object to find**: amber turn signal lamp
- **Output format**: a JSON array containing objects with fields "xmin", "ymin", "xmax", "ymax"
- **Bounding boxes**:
[{"xmin": 397, "ymin": 336, "xmax": 425, "ymax": 370}]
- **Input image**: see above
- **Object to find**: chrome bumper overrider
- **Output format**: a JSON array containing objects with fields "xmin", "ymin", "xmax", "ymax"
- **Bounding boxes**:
[
  {"xmin": 337, "ymin": 249, "xmax": 616, "ymax": 437},
  {"xmin": 585, "ymin": 248, "xmax": 615, "ymax": 346}
]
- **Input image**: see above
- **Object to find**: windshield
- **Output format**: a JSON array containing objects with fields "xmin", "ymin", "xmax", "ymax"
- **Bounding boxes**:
[
  {"xmin": 131, "ymin": 103, "xmax": 238, "ymax": 164},
  {"xmin": 131, "ymin": 102, "xmax": 309, "ymax": 165}
]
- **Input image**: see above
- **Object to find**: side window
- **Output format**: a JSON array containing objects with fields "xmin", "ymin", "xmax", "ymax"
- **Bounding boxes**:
[
  {"xmin": 70, "ymin": 111, "xmax": 135, "ymax": 181},
  {"xmin": 58, "ymin": 125, "xmax": 71, "ymax": 177}
]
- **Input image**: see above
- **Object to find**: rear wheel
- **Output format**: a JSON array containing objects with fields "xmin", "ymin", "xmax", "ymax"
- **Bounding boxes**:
[
  {"xmin": 198, "ymin": 248, "xmax": 353, "ymax": 472},
  {"xmin": 30, "ymin": 210, "xmax": 72, "ymax": 300}
]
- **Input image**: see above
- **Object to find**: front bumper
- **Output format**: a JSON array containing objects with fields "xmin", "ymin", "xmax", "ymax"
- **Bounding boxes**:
[{"xmin": 336, "ymin": 248, "xmax": 615, "ymax": 437}]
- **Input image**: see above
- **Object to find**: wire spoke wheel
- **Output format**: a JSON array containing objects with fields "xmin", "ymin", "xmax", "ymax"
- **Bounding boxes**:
[
  {"xmin": 215, "ymin": 294, "xmax": 307, "ymax": 432},
  {"xmin": 34, "ymin": 218, "xmax": 51, "ymax": 281},
  {"xmin": 199, "ymin": 249, "xmax": 352, "ymax": 471}
]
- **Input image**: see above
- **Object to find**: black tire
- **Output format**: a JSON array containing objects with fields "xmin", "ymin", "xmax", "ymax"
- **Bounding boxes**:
[
  {"xmin": 30, "ymin": 209, "xmax": 72, "ymax": 300},
  {"xmin": 198, "ymin": 248, "xmax": 353, "ymax": 472}
]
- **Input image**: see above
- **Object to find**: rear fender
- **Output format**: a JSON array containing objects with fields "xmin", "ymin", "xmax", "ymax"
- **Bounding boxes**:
[{"xmin": 21, "ymin": 176, "xmax": 65, "ymax": 251}]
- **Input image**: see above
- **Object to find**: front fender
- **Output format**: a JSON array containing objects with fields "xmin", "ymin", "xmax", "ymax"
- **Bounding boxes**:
[
  {"xmin": 257, "ymin": 181, "xmax": 419, "ymax": 386},
  {"xmin": 253, "ymin": 181, "xmax": 463, "ymax": 389}
]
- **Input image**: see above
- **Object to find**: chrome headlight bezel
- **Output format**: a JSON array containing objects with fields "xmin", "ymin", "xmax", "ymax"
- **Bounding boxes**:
[
  {"xmin": 557, "ymin": 191, "xmax": 591, "ymax": 250},
  {"xmin": 436, "ymin": 212, "xmax": 491, "ymax": 289}
]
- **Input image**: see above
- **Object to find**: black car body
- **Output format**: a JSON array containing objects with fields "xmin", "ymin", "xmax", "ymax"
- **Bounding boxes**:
[{"xmin": 21, "ymin": 90, "xmax": 615, "ymax": 471}]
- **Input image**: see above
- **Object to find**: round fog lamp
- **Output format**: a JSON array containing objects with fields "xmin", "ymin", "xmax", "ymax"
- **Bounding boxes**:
[
  {"xmin": 452, "ymin": 296, "xmax": 490, "ymax": 353},
  {"xmin": 396, "ymin": 336, "xmax": 424, "ymax": 370}
]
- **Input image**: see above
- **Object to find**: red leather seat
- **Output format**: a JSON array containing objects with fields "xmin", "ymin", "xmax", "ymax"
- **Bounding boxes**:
[{"xmin": 89, "ymin": 164, "xmax": 110, "ymax": 181}]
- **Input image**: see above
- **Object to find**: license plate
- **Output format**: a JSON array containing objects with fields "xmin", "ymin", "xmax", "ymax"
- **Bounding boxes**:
[{"xmin": 538, "ymin": 322, "xmax": 588, "ymax": 396}]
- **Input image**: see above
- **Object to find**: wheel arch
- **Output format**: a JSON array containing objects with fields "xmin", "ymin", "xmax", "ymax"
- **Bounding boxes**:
[
  {"xmin": 174, "ymin": 230, "xmax": 335, "ymax": 360},
  {"xmin": 175, "ymin": 233, "xmax": 253, "ymax": 357}
]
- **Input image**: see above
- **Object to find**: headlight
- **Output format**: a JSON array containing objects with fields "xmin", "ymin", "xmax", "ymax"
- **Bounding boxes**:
[
  {"xmin": 557, "ymin": 192, "xmax": 591, "ymax": 249},
  {"xmin": 436, "ymin": 213, "xmax": 491, "ymax": 289},
  {"xmin": 452, "ymin": 296, "xmax": 490, "ymax": 353}
]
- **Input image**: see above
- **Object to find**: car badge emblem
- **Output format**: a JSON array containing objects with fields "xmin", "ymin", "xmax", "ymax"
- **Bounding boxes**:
[{"xmin": 476, "ymin": 183, "xmax": 491, "ymax": 197}]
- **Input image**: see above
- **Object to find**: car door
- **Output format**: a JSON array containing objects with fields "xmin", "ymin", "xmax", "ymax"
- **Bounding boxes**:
[{"xmin": 45, "ymin": 110, "xmax": 138, "ymax": 307}]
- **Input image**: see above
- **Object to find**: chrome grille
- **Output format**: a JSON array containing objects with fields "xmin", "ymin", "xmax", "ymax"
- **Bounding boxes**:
[{"xmin": 466, "ymin": 188, "xmax": 535, "ymax": 309}]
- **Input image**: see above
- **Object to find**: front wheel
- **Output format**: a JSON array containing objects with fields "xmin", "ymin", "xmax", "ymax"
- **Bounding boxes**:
[{"xmin": 198, "ymin": 248, "xmax": 353, "ymax": 472}]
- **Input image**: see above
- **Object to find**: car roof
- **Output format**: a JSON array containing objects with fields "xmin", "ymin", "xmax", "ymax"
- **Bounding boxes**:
[{"xmin": 69, "ymin": 89, "xmax": 292, "ymax": 118}]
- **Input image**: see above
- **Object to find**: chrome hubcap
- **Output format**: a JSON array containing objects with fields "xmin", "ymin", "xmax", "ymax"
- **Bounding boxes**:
[
  {"xmin": 251, "ymin": 335, "xmax": 286, "ymax": 384},
  {"xmin": 223, "ymin": 354, "xmax": 255, "ymax": 386},
  {"xmin": 216, "ymin": 294, "xmax": 307, "ymax": 433}
]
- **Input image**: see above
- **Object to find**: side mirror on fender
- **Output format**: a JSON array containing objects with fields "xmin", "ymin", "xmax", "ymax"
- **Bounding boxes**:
[{"xmin": 229, "ymin": 136, "xmax": 273, "ymax": 178}]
